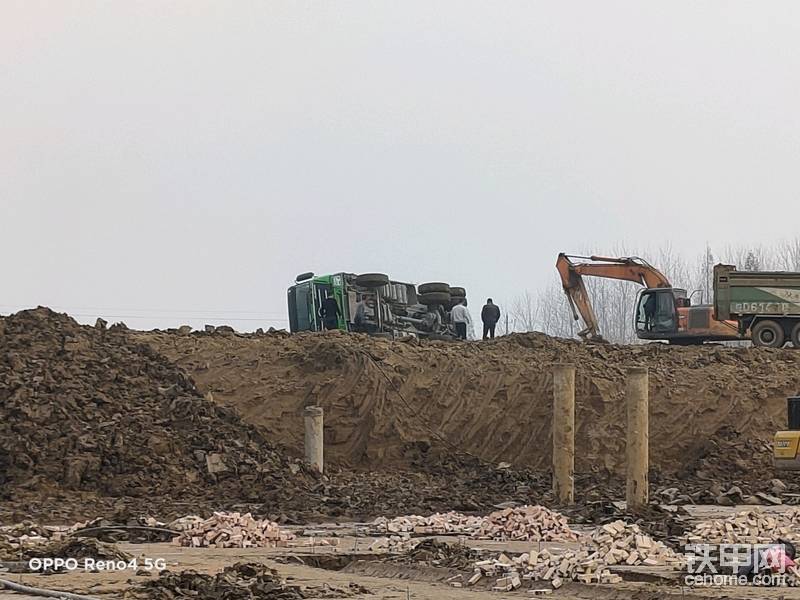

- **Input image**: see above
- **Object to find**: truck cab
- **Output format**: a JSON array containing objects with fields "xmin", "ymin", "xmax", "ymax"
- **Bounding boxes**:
[{"xmin": 287, "ymin": 273, "xmax": 354, "ymax": 333}]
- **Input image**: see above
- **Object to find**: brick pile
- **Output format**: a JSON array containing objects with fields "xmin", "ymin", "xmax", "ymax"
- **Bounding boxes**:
[
  {"xmin": 372, "ymin": 511, "xmax": 483, "ymax": 535},
  {"xmin": 0, "ymin": 521, "xmax": 83, "ymax": 560},
  {"xmin": 587, "ymin": 520, "xmax": 685, "ymax": 568},
  {"xmin": 174, "ymin": 512, "xmax": 294, "ymax": 549},
  {"xmin": 685, "ymin": 508, "xmax": 800, "ymax": 545},
  {"xmin": 465, "ymin": 549, "xmax": 622, "ymax": 591},
  {"xmin": 476, "ymin": 506, "xmax": 579, "ymax": 542},
  {"xmin": 367, "ymin": 534, "xmax": 419, "ymax": 553},
  {"xmin": 453, "ymin": 520, "xmax": 684, "ymax": 591}
]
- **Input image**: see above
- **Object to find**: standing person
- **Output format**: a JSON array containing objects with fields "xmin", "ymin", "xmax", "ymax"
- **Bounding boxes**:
[
  {"xmin": 481, "ymin": 298, "xmax": 501, "ymax": 340},
  {"xmin": 319, "ymin": 295, "xmax": 341, "ymax": 330},
  {"xmin": 451, "ymin": 298, "xmax": 470, "ymax": 340}
]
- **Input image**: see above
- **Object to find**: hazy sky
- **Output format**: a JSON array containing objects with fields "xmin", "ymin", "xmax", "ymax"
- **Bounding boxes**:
[{"xmin": 3, "ymin": 2, "xmax": 800, "ymax": 330}]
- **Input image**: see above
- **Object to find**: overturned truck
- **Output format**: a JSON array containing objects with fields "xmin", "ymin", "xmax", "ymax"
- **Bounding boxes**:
[{"xmin": 287, "ymin": 272, "xmax": 468, "ymax": 339}]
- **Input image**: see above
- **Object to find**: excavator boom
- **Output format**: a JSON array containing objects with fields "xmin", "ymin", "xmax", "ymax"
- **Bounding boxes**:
[{"xmin": 556, "ymin": 253, "xmax": 671, "ymax": 340}]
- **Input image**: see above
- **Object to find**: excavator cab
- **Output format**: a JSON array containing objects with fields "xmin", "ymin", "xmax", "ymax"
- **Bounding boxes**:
[{"xmin": 634, "ymin": 288, "xmax": 683, "ymax": 337}]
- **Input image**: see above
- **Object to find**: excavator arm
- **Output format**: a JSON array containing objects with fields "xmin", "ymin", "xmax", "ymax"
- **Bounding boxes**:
[{"xmin": 556, "ymin": 253, "xmax": 671, "ymax": 340}]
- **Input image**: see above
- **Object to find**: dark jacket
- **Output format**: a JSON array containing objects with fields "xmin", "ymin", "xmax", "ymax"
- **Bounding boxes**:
[
  {"xmin": 481, "ymin": 303, "xmax": 500, "ymax": 324},
  {"xmin": 319, "ymin": 297, "xmax": 341, "ymax": 322}
]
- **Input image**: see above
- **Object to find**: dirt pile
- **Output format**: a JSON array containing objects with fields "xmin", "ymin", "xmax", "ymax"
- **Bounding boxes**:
[
  {"xmin": 0, "ymin": 308, "xmax": 312, "ymax": 520},
  {"xmin": 141, "ymin": 328, "xmax": 800, "ymax": 477},
  {"xmin": 388, "ymin": 538, "xmax": 483, "ymax": 570},
  {"xmin": 25, "ymin": 538, "xmax": 132, "ymax": 562},
  {"xmin": 124, "ymin": 562, "xmax": 368, "ymax": 599},
  {"xmin": 0, "ymin": 308, "xmax": 561, "ymax": 522},
  {"xmin": 314, "ymin": 453, "xmax": 549, "ymax": 517}
]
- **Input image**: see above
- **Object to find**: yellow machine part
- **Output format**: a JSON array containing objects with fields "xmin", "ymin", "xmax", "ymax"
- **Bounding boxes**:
[{"xmin": 774, "ymin": 431, "xmax": 800, "ymax": 470}]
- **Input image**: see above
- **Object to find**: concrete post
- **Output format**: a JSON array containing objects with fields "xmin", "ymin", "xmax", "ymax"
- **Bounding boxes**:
[
  {"xmin": 304, "ymin": 406, "xmax": 324, "ymax": 474},
  {"xmin": 552, "ymin": 364, "xmax": 575, "ymax": 504},
  {"xmin": 626, "ymin": 366, "xmax": 649, "ymax": 509}
]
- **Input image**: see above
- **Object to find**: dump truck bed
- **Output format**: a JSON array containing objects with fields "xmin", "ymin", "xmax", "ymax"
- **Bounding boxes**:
[{"xmin": 714, "ymin": 264, "xmax": 800, "ymax": 320}]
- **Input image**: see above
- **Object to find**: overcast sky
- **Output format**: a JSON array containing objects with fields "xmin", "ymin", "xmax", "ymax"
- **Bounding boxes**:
[{"xmin": 3, "ymin": 2, "xmax": 800, "ymax": 330}]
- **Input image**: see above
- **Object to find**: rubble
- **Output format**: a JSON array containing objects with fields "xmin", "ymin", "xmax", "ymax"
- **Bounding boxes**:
[
  {"xmin": 466, "ymin": 520, "xmax": 684, "ymax": 590},
  {"xmin": 305, "ymin": 453, "xmax": 550, "ymax": 520},
  {"xmin": 367, "ymin": 534, "xmax": 418, "ymax": 553},
  {"xmin": 686, "ymin": 508, "xmax": 800, "ymax": 545},
  {"xmin": 72, "ymin": 514, "xmax": 178, "ymax": 543},
  {"xmin": 372, "ymin": 511, "xmax": 483, "ymax": 536},
  {"xmin": 25, "ymin": 538, "xmax": 132, "ymax": 563},
  {"xmin": 0, "ymin": 521, "xmax": 130, "ymax": 563},
  {"xmin": 476, "ymin": 506, "xmax": 579, "ymax": 542},
  {"xmin": 586, "ymin": 520, "xmax": 685, "ymax": 568},
  {"xmin": 388, "ymin": 538, "xmax": 482, "ymax": 570},
  {"xmin": 0, "ymin": 524, "xmax": 60, "ymax": 560},
  {"xmin": 370, "ymin": 506, "xmax": 578, "ymax": 547},
  {"xmin": 0, "ymin": 308, "xmax": 314, "ymax": 521},
  {"xmin": 558, "ymin": 500, "xmax": 691, "ymax": 548},
  {"xmin": 124, "ymin": 562, "xmax": 367, "ymax": 599},
  {"xmin": 175, "ymin": 512, "xmax": 295, "ymax": 549}
]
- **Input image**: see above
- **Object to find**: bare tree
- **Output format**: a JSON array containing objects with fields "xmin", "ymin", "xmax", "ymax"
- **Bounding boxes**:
[
  {"xmin": 508, "ymin": 290, "xmax": 540, "ymax": 332},
  {"xmin": 774, "ymin": 237, "xmax": 800, "ymax": 271}
]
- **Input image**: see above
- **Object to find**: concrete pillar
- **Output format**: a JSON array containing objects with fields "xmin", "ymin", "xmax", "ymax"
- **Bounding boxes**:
[
  {"xmin": 304, "ymin": 406, "xmax": 324, "ymax": 474},
  {"xmin": 552, "ymin": 364, "xmax": 575, "ymax": 504},
  {"xmin": 626, "ymin": 366, "xmax": 649, "ymax": 509}
]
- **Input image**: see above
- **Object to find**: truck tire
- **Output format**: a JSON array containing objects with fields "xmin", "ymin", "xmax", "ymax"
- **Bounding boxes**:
[
  {"xmin": 418, "ymin": 291, "xmax": 451, "ymax": 305},
  {"xmin": 791, "ymin": 321, "xmax": 800, "ymax": 348},
  {"xmin": 449, "ymin": 286, "xmax": 466, "ymax": 296},
  {"xmin": 449, "ymin": 296, "xmax": 466, "ymax": 309},
  {"xmin": 752, "ymin": 320, "xmax": 786, "ymax": 348},
  {"xmin": 355, "ymin": 273, "xmax": 390, "ymax": 287},
  {"xmin": 418, "ymin": 282, "xmax": 450, "ymax": 294}
]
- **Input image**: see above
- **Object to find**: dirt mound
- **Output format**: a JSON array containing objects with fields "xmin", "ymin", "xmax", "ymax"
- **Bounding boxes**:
[
  {"xmin": 388, "ymin": 538, "xmax": 483, "ymax": 570},
  {"xmin": 125, "ymin": 562, "xmax": 367, "ymax": 599},
  {"xmin": 314, "ymin": 454, "xmax": 548, "ymax": 518},
  {"xmin": 141, "ymin": 328, "xmax": 800, "ymax": 476},
  {"xmin": 0, "ymin": 308, "xmax": 562, "ymax": 522},
  {"xmin": 0, "ymin": 308, "xmax": 312, "ymax": 520},
  {"xmin": 25, "ymin": 537, "xmax": 131, "ymax": 562}
]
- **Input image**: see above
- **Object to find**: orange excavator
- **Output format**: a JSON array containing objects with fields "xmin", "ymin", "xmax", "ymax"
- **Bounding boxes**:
[{"xmin": 556, "ymin": 253, "xmax": 741, "ymax": 344}]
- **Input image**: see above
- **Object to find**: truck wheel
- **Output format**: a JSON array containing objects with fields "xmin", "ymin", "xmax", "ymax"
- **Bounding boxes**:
[
  {"xmin": 355, "ymin": 273, "xmax": 390, "ymax": 287},
  {"xmin": 418, "ymin": 291, "xmax": 451, "ymax": 305},
  {"xmin": 449, "ymin": 286, "xmax": 466, "ymax": 296},
  {"xmin": 449, "ymin": 296, "xmax": 466, "ymax": 309},
  {"xmin": 418, "ymin": 282, "xmax": 450, "ymax": 294},
  {"xmin": 791, "ymin": 322, "xmax": 800, "ymax": 348},
  {"xmin": 752, "ymin": 320, "xmax": 786, "ymax": 348}
]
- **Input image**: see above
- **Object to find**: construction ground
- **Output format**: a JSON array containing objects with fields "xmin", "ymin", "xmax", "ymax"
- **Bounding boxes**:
[{"xmin": 3, "ymin": 306, "xmax": 800, "ymax": 599}]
